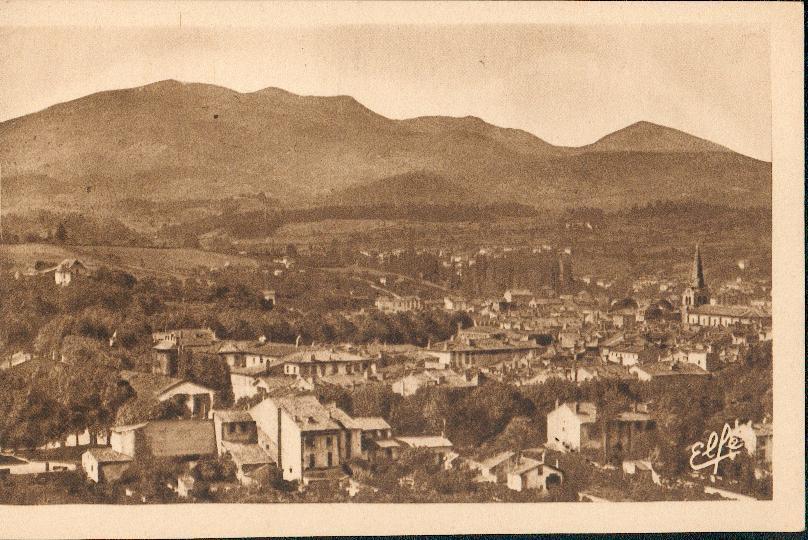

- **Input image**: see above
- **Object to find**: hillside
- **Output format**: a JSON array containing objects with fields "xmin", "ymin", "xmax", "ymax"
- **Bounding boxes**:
[{"xmin": 0, "ymin": 80, "xmax": 771, "ymax": 215}]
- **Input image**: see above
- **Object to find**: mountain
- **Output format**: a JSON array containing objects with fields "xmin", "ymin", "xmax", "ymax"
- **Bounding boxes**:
[
  {"xmin": 579, "ymin": 120, "xmax": 733, "ymax": 154},
  {"xmin": 0, "ymin": 80, "xmax": 771, "ymax": 215}
]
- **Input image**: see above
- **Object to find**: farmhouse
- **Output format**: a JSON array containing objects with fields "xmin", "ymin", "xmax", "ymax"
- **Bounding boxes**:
[{"xmin": 53, "ymin": 259, "xmax": 87, "ymax": 286}]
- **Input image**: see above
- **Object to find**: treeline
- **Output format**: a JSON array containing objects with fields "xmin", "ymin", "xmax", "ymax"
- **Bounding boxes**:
[
  {"xmin": 0, "ymin": 210, "xmax": 149, "ymax": 247},
  {"xmin": 615, "ymin": 200, "xmax": 771, "ymax": 224},
  {"xmin": 158, "ymin": 202, "xmax": 540, "ymax": 243}
]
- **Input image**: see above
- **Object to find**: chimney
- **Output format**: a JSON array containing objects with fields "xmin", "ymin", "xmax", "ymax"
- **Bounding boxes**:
[
  {"xmin": 555, "ymin": 398, "xmax": 559, "ymax": 410},
  {"xmin": 276, "ymin": 406, "xmax": 283, "ymax": 471}
]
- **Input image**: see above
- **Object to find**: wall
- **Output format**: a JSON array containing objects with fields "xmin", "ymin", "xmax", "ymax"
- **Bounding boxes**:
[
  {"xmin": 231, "ymin": 373, "xmax": 259, "ymax": 401},
  {"xmin": 111, "ymin": 430, "xmax": 136, "ymax": 457},
  {"xmin": 546, "ymin": 407, "xmax": 581, "ymax": 450},
  {"xmin": 302, "ymin": 431, "xmax": 340, "ymax": 470},
  {"xmin": 101, "ymin": 461, "xmax": 131, "ymax": 483},
  {"xmin": 81, "ymin": 453, "xmax": 100, "ymax": 483},
  {"xmin": 280, "ymin": 411, "xmax": 303, "ymax": 481}
]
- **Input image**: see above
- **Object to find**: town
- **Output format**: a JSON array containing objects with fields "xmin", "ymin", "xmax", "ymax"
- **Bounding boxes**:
[{"xmin": 0, "ymin": 235, "xmax": 772, "ymax": 503}]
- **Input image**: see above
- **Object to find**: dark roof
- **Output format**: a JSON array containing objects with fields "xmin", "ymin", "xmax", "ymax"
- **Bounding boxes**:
[
  {"xmin": 214, "ymin": 410, "xmax": 254, "ymax": 423},
  {"xmin": 119, "ymin": 370, "xmax": 181, "ymax": 398},
  {"xmin": 143, "ymin": 420, "xmax": 217, "ymax": 458}
]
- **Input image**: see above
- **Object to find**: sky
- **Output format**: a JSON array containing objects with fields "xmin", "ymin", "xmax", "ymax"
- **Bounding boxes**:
[{"xmin": 0, "ymin": 5, "xmax": 771, "ymax": 160}]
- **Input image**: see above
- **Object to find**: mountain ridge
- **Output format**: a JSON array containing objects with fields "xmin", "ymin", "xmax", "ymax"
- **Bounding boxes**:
[{"xmin": 0, "ymin": 80, "xmax": 771, "ymax": 213}]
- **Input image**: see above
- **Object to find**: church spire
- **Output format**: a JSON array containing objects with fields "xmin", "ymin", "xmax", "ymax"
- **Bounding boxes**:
[{"xmin": 692, "ymin": 243, "xmax": 705, "ymax": 289}]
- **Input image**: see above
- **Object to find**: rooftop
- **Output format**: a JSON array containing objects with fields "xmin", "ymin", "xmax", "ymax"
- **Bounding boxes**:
[
  {"xmin": 396, "ymin": 435, "xmax": 453, "ymax": 448},
  {"xmin": 276, "ymin": 395, "xmax": 341, "ymax": 432},
  {"xmin": 213, "ymin": 410, "xmax": 254, "ymax": 423},
  {"xmin": 84, "ymin": 447, "xmax": 133, "ymax": 463},
  {"xmin": 690, "ymin": 304, "xmax": 771, "ymax": 318}
]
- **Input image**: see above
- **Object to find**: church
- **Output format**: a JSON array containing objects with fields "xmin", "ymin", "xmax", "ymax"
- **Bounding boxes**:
[{"xmin": 681, "ymin": 245, "xmax": 771, "ymax": 328}]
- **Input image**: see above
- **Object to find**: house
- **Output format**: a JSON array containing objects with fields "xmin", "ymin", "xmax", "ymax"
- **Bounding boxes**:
[
  {"xmin": 469, "ymin": 451, "xmax": 518, "ymax": 483},
  {"xmin": 667, "ymin": 346, "xmax": 719, "ymax": 372},
  {"xmin": 151, "ymin": 327, "xmax": 218, "ymax": 349},
  {"xmin": 324, "ymin": 403, "xmax": 398, "ymax": 461},
  {"xmin": 375, "ymin": 296, "xmax": 422, "ymax": 313},
  {"xmin": 250, "ymin": 395, "xmax": 351, "ymax": 482},
  {"xmin": 390, "ymin": 369, "xmax": 480, "ymax": 397},
  {"xmin": 503, "ymin": 288, "xmax": 534, "ymax": 306},
  {"xmin": 684, "ymin": 304, "xmax": 772, "ymax": 328},
  {"xmin": 622, "ymin": 459, "xmax": 661, "ymax": 485},
  {"xmin": 281, "ymin": 349, "xmax": 378, "ymax": 381},
  {"xmin": 728, "ymin": 419, "xmax": 773, "ymax": 465},
  {"xmin": 82, "ymin": 448, "xmax": 133, "ymax": 483},
  {"xmin": 395, "ymin": 435, "xmax": 454, "ymax": 461},
  {"xmin": 557, "ymin": 331, "xmax": 582, "ymax": 350},
  {"xmin": 118, "ymin": 370, "xmax": 216, "ymax": 419},
  {"xmin": 468, "ymin": 449, "xmax": 564, "ymax": 492},
  {"xmin": 1, "ymin": 351, "xmax": 32, "ymax": 371},
  {"xmin": 151, "ymin": 340, "xmax": 178, "ymax": 376},
  {"xmin": 606, "ymin": 345, "xmax": 656, "ymax": 367},
  {"xmin": 546, "ymin": 401, "xmax": 656, "ymax": 458},
  {"xmin": 82, "ymin": 419, "xmax": 216, "ymax": 483},
  {"xmin": 630, "ymin": 361, "xmax": 709, "ymax": 382},
  {"xmin": 149, "ymin": 328, "xmax": 219, "ymax": 375},
  {"xmin": 212, "ymin": 410, "xmax": 273, "ymax": 485},
  {"xmin": 426, "ymin": 336, "xmax": 541, "ymax": 371},
  {"xmin": 506, "ymin": 457, "xmax": 563, "ymax": 493},
  {"xmin": 444, "ymin": 296, "xmax": 473, "ymax": 312},
  {"xmin": 54, "ymin": 259, "xmax": 87, "ymax": 286},
  {"xmin": 229, "ymin": 372, "xmax": 307, "ymax": 401},
  {"xmin": 546, "ymin": 401, "xmax": 597, "ymax": 452},
  {"xmin": 217, "ymin": 340, "xmax": 299, "ymax": 372}
]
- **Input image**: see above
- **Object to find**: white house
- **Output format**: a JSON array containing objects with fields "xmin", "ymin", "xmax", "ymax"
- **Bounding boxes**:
[{"xmin": 54, "ymin": 259, "xmax": 87, "ymax": 286}]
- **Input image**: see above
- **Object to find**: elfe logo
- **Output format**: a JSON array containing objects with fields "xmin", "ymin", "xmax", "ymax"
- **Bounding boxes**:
[{"xmin": 689, "ymin": 422, "xmax": 745, "ymax": 475}]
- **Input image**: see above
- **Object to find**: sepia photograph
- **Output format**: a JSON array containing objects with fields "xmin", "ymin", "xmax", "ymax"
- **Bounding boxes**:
[{"xmin": 0, "ymin": 1, "xmax": 803, "ymax": 536}]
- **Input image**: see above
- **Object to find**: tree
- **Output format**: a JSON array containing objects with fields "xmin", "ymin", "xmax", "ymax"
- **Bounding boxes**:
[{"xmin": 55, "ymin": 222, "xmax": 67, "ymax": 244}]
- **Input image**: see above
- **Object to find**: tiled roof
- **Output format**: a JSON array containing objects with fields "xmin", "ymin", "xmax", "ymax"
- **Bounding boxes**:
[
  {"xmin": 372, "ymin": 439, "xmax": 401, "ymax": 449},
  {"xmin": 221, "ymin": 441, "xmax": 273, "ymax": 466},
  {"xmin": 143, "ymin": 419, "xmax": 217, "ymax": 458},
  {"xmin": 152, "ymin": 339, "xmax": 178, "ymax": 351},
  {"xmin": 509, "ymin": 457, "xmax": 542, "ymax": 476},
  {"xmin": 213, "ymin": 410, "xmax": 254, "ymax": 423},
  {"xmin": 690, "ymin": 304, "xmax": 771, "ymax": 318},
  {"xmin": 283, "ymin": 349, "xmax": 369, "ymax": 364},
  {"xmin": 119, "ymin": 370, "xmax": 181, "ymax": 398},
  {"xmin": 396, "ymin": 436, "xmax": 453, "ymax": 448},
  {"xmin": 478, "ymin": 451, "xmax": 515, "ymax": 470},
  {"xmin": 276, "ymin": 395, "xmax": 341, "ymax": 432},
  {"xmin": 350, "ymin": 417, "xmax": 391, "ymax": 431},
  {"xmin": 323, "ymin": 404, "xmax": 361, "ymax": 429},
  {"xmin": 84, "ymin": 447, "xmax": 133, "ymax": 463}
]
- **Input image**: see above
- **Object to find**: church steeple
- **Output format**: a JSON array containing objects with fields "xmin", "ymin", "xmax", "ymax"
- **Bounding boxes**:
[
  {"xmin": 682, "ymin": 243, "xmax": 710, "ymax": 322},
  {"xmin": 692, "ymin": 243, "xmax": 706, "ymax": 289}
]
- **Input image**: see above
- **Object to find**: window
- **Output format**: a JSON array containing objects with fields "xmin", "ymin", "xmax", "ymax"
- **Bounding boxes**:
[
  {"xmin": 308, "ymin": 454, "xmax": 315, "ymax": 469},
  {"xmin": 305, "ymin": 437, "xmax": 314, "ymax": 449},
  {"xmin": 326, "ymin": 436, "xmax": 333, "ymax": 447}
]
